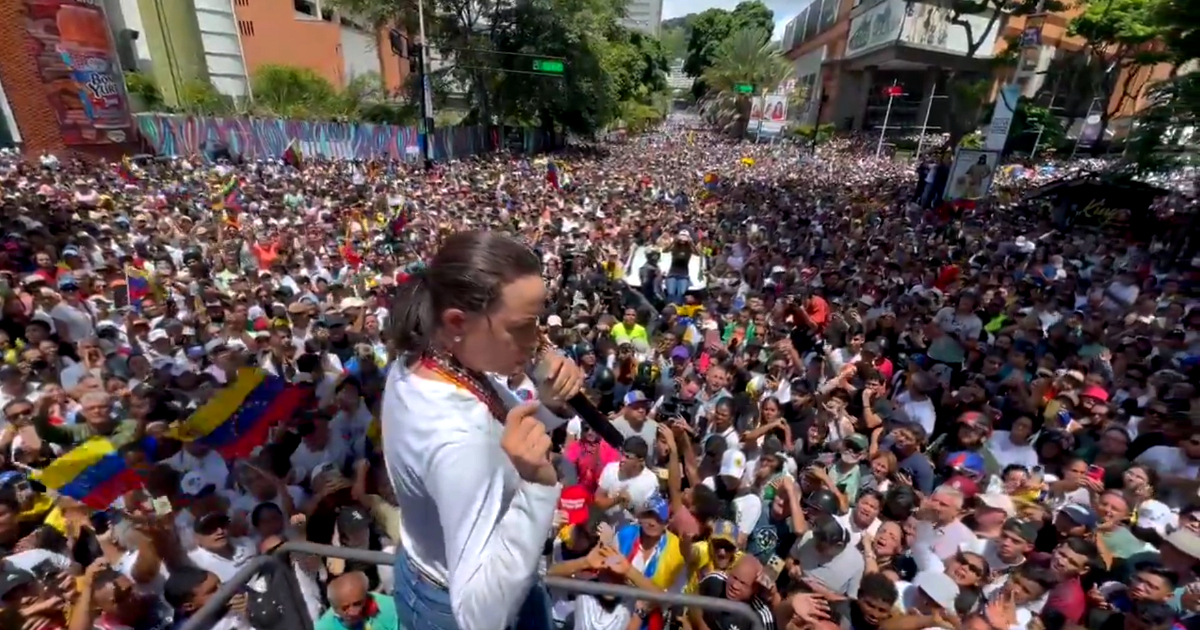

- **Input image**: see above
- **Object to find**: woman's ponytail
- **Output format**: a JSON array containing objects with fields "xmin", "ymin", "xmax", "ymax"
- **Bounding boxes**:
[{"xmin": 389, "ymin": 271, "xmax": 436, "ymax": 364}]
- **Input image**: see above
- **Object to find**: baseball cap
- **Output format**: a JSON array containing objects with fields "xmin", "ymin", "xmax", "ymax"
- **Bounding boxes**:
[
  {"xmin": 711, "ymin": 519, "xmax": 740, "ymax": 546},
  {"xmin": 913, "ymin": 570, "xmax": 960, "ymax": 612},
  {"xmin": 1134, "ymin": 500, "xmax": 1178, "ymax": 536},
  {"xmin": 670, "ymin": 345, "xmax": 690, "ymax": 360},
  {"xmin": 719, "ymin": 449, "xmax": 747, "ymax": 479},
  {"xmin": 976, "ymin": 493, "xmax": 1015, "ymax": 517},
  {"xmin": 558, "ymin": 485, "xmax": 591, "ymax": 526},
  {"xmin": 958, "ymin": 411, "xmax": 992, "ymax": 432},
  {"xmin": 1060, "ymin": 503, "xmax": 1099, "ymax": 530},
  {"xmin": 844, "ymin": 433, "xmax": 869, "ymax": 452},
  {"xmin": 639, "ymin": 494, "xmax": 670, "ymax": 522},
  {"xmin": 193, "ymin": 512, "xmax": 231, "ymax": 535},
  {"xmin": 943, "ymin": 475, "xmax": 980, "ymax": 499},
  {"xmin": 1081, "ymin": 384, "xmax": 1110, "ymax": 403},
  {"xmin": 1002, "ymin": 518, "xmax": 1040, "ymax": 543},
  {"xmin": 1164, "ymin": 529, "xmax": 1200, "ymax": 561},
  {"xmin": 0, "ymin": 566, "xmax": 34, "ymax": 600},
  {"xmin": 336, "ymin": 505, "xmax": 372, "ymax": 534},
  {"xmin": 546, "ymin": 314, "xmax": 563, "ymax": 327},
  {"xmin": 623, "ymin": 390, "xmax": 650, "ymax": 407},
  {"xmin": 180, "ymin": 471, "xmax": 217, "ymax": 498},
  {"xmin": 945, "ymin": 451, "xmax": 986, "ymax": 478}
]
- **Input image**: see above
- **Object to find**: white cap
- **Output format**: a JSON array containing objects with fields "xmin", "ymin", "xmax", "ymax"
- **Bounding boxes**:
[
  {"xmin": 719, "ymin": 449, "xmax": 746, "ymax": 479},
  {"xmin": 339, "ymin": 297, "xmax": 366, "ymax": 311},
  {"xmin": 148, "ymin": 329, "xmax": 169, "ymax": 343},
  {"xmin": 546, "ymin": 315, "xmax": 563, "ymax": 327},
  {"xmin": 180, "ymin": 471, "xmax": 215, "ymax": 497},
  {"xmin": 1135, "ymin": 500, "xmax": 1178, "ymax": 536},
  {"xmin": 977, "ymin": 493, "xmax": 1015, "ymax": 517},
  {"xmin": 913, "ymin": 570, "xmax": 959, "ymax": 612}
]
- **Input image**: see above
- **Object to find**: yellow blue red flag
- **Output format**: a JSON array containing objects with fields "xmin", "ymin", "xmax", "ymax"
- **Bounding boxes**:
[{"xmin": 166, "ymin": 368, "xmax": 311, "ymax": 459}]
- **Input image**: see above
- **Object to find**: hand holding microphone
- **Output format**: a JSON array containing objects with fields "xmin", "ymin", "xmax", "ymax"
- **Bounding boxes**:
[
  {"xmin": 535, "ymin": 352, "xmax": 585, "ymax": 413},
  {"xmin": 503, "ymin": 401, "xmax": 557, "ymax": 486}
]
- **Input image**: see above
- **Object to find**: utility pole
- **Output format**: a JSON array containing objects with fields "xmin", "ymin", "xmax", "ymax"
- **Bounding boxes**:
[
  {"xmin": 915, "ymin": 83, "xmax": 947, "ymax": 159},
  {"xmin": 416, "ymin": 0, "xmax": 435, "ymax": 170},
  {"xmin": 875, "ymin": 81, "xmax": 901, "ymax": 159}
]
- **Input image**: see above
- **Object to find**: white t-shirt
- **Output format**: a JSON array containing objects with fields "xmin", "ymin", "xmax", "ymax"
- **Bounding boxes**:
[
  {"xmin": 573, "ymin": 594, "xmax": 634, "ymax": 630},
  {"xmin": 986, "ymin": 431, "xmax": 1040, "ymax": 471},
  {"xmin": 48, "ymin": 302, "xmax": 95, "ymax": 341},
  {"xmin": 289, "ymin": 438, "xmax": 351, "ymax": 484},
  {"xmin": 165, "ymin": 449, "xmax": 230, "ymax": 490},
  {"xmin": 894, "ymin": 391, "xmax": 937, "ymax": 437},
  {"xmin": 187, "ymin": 539, "xmax": 258, "ymax": 582},
  {"xmin": 330, "ymin": 401, "xmax": 373, "ymax": 460},
  {"xmin": 597, "ymin": 462, "xmax": 661, "ymax": 527}
]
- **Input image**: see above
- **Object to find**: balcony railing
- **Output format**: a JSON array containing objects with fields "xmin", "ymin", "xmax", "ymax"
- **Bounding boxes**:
[{"xmin": 178, "ymin": 541, "xmax": 767, "ymax": 630}]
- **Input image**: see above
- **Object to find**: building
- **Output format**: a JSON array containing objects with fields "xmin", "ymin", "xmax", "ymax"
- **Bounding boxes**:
[
  {"xmin": 667, "ymin": 59, "xmax": 691, "ymax": 93},
  {"xmin": 623, "ymin": 0, "xmax": 662, "ymax": 36},
  {"xmin": 0, "ymin": 0, "xmax": 408, "ymax": 155},
  {"xmin": 778, "ymin": 0, "xmax": 1176, "ymax": 143}
]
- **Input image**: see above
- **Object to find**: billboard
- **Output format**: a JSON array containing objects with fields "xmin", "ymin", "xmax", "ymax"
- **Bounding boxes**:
[
  {"xmin": 23, "ymin": 0, "xmax": 133, "ymax": 145},
  {"xmin": 945, "ymin": 150, "xmax": 1000, "ymax": 200}
]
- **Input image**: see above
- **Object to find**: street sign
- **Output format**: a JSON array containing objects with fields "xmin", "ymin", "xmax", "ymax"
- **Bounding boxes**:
[
  {"xmin": 735, "ymin": 84, "xmax": 754, "ymax": 94},
  {"xmin": 532, "ymin": 59, "xmax": 565, "ymax": 73},
  {"xmin": 884, "ymin": 85, "xmax": 903, "ymax": 97}
]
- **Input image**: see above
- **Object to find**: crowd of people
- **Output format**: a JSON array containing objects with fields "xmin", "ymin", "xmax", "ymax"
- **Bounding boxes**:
[{"xmin": 0, "ymin": 120, "xmax": 1197, "ymax": 630}]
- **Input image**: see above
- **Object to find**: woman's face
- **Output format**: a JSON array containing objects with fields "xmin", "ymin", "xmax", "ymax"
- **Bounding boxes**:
[
  {"xmin": 761, "ymin": 400, "xmax": 780, "ymax": 421},
  {"xmin": 1124, "ymin": 466, "xmax": 1150, "ymax": 492},
  {"xmin": 873, "ymin": 521, "xmax": 902, "ymax": 556},
  {"xmin": 1063, "ymin": 459, "xmax": 1087, "ymax": 482},
  {"xmin": 456, "ymin": 274, "xmax": 545, "ymax": 374},
  {"xmin": 870, "ymin": 456, "xmax": 890, "ymax": 480}
]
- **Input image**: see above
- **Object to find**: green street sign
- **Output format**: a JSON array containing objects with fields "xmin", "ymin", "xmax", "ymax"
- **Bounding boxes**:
[
  {"xmin": 532, "ymin": 59, "xmax": 565, "ymax": 74},
  {"xmin": 735, "ymin": 83, "xmax": 754, "ymax": 94}
]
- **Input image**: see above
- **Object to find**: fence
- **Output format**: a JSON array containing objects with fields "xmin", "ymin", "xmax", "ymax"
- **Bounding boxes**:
[
  {"xmin": 178, "ymin": 541, "xmax": 766, "ymax": 630},
  {"xmin": 134, "ymin": 114, "xmax": 565, "ymax": 162}
]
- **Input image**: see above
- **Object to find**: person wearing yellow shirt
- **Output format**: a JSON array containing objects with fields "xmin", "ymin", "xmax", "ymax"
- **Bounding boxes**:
[
  {"xmin": 685, "ymin": 519, "xmax": 743, "ymax": 593},
  {"xmin": 612, "ymin": 308, "xmax": 649, "ymax": 347}
]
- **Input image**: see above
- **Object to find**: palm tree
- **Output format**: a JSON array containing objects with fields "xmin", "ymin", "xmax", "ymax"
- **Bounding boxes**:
[{"xmin": 699, "ymin": 28, "xmax": 792, "ymax": 137}]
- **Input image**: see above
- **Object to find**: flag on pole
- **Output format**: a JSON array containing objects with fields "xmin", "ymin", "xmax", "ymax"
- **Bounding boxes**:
[{"xmin": 124, "ymin": 265, "xmax": 155, "ymax": 311}]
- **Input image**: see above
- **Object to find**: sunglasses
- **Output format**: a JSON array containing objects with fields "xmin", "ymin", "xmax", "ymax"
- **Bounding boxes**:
[{"xmin": 956, "ymin": 552, "xmax": 986, "ymax": 576}]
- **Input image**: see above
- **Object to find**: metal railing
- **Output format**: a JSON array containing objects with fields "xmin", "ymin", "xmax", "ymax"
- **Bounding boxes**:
[{"xmin": 180, "ymin": 541, "xmax": 766, "ymax": 630}]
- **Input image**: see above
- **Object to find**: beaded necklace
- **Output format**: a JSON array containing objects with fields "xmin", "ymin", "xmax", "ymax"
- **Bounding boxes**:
[{"xmin": 417, "ymin": 339, "xmax": 553, "ymax": 425}]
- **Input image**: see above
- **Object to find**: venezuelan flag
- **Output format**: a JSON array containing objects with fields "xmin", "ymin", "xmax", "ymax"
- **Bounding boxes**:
[
  {"xmin": 125, "ymin": 265, "xmax": 153, "ymax": 310},
  {"xmin": 33, "ymin": 438, "xmax": 157, "ymax": 510},
  {"xmin": 546, "ymin": 161, "xmax": 559, "ymax": 190},
  {"xmin": 167, "ymin": 369, "xmax": 311, "ymax": 459}
]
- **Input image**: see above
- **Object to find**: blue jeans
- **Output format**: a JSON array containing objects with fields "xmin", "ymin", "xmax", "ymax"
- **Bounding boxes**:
[
  {"xmin": 665, "ymin": 275, "xmax": 690, "ymax": 306},
  {"xmin": 393, "ymin": 547, "xmax": 555, "ymax": 630}
]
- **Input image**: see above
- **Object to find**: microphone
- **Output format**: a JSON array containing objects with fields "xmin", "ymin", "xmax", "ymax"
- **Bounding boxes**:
[{"xmin": 531, "ymin": 356, "xmax": 627, "ymax": 450}]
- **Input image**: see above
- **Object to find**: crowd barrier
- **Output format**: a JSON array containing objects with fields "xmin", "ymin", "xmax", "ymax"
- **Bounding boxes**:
[{"xmin": 178, "ymin": 541, "xmax": 766, "ymax": 630}]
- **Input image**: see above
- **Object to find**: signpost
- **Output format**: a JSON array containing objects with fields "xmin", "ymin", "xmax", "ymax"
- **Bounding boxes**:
[
  {"xmin": 875, "ymin": 82, "xmax": 902, "ymax": 159},
  {"xmin": 532, "ymin": 59, "xmax": 565, "ymax": 74}
]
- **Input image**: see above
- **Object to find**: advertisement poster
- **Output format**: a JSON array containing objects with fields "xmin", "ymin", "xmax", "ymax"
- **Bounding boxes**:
[
  {"xmin": 945, "ymin": 150, "xmax": 999, "ymax": 200},
  {"xmin": 24, "ymin": 0, "xmax": 132, "ymax": 145}
]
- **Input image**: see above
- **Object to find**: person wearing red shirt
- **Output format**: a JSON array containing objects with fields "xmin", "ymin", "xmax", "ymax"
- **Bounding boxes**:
[{"xmin": 1042, "ymin": 537, "xmax": 1099, "ymax": 624}]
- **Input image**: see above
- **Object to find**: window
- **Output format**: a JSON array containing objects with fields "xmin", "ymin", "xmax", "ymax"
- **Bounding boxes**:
[
  {"xmin": 238, "ymin": 20, "xmax": 255, "ymax": 36},
  {"xmin": 294, "ymin": 0, "xmax": 315, "ymax": 16}
]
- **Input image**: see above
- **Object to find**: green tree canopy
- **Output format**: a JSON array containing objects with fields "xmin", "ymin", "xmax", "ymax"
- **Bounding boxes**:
[
  {"xmin": 698, "ymin": 28, "xmax": 790, "ymax": 137},
  {"xmin": 683, "ymin": 1, "xmax": 774, "ymax": 78}
]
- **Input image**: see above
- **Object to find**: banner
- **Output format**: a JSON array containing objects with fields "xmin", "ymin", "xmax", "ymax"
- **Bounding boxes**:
[
  {"xmin": 944, "ymin": 150, "xmax": 999, "ymax": 200},
  {"xmin": 23, "ymin": 0, "xmax": 133, "ymax": 145},
  {"xmin": 984, "ymin": 84, "xmax": 1020, "ymax": 152}
]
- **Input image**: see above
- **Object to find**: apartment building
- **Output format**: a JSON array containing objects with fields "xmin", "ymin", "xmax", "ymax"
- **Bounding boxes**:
[
  {"xmin": 103, "ymin": 0, "xmax": 406, "ymax": 104},
  {"xmin": 623, "ymin": 0, "xmax": 663, "ymax": 36},
  {"xmin": 778, "ymin": 0, "xmax": 1174, "ymax": 140}
]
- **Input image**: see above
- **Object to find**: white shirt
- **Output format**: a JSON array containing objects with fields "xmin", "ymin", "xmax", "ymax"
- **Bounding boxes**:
[
  {"xmin": 894, "ymin": 391, "xmax": 937, "ymax": 436},
  {"xmin": 187, "ymin": 539, "xmax": 258, "ymax": 582},
  {"xmin": 596, "ymin": 462, "xmax": 660, "ymax": 527},
  {"xmin": 381, "ymin": 362, "xmax": 569, "ymax": 630},
  {"xmin": 330, "ymin": 401, "xmax": 373, "ymax": 460},
  {"xmin": 986, "ymin": 431, "xmax": 1040, "ymax": 471},
  {"xmin": 165, "ymin": 449, "xmax": 230, "ymax": 490},
  {"xmin": 573, "ymin": 594, "xmax": 634, "ymax": 630},
  {"xmin": 289, "ymin": 437, "xmax": 351, "ymax": 484}
]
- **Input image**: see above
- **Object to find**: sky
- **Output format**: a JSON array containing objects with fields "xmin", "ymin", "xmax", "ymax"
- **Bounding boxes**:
[{"xmin": 660, "ymin": 0, "xmax": 812, "ymax": 39}]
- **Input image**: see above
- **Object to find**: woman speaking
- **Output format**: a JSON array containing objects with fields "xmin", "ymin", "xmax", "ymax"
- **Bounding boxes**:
[{"xmin": 383, "ymin": 231, "xmax": 584, "ymax": 630}]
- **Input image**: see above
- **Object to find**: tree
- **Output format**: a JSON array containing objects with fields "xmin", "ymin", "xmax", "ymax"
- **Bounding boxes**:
[
  {"xmin": 1068, "ymin": 0, "xmax": 1169, "ymax": 151},
  {"xmin": 326, "ymin": 0, "xmax": 666, "ymax": 135},
  {"xmin": 683, "ymin": 1, "xmax": 774, "ymax": 78},
  {"xmin": 938, "ymin": 0, "xmax": 1065, "ymax": 147},
  {"xmin": 1123, "ymin": 0, "xmax": 1199, "ymax": 172},
  {"xmin": 697, "ymin": 28, "xmax": 790, "ymax": 137}
]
